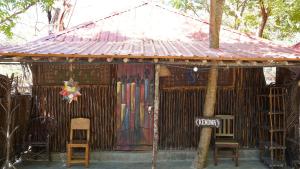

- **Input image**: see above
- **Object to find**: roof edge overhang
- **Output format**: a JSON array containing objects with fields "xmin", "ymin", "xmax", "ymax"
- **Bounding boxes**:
[{"xmin": 1, "ymin": 52, "xmax": 300, "ymax": 68}]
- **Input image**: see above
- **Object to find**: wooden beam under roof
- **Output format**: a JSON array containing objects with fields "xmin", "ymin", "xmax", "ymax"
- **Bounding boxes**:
[
  {"xmin": 88, "ymin": 58, "xmax": 95, "ymax": 63},
  {"xmin": 31, "ymin": 57, "xmax": 41, "ymax": 61},
  {"xmin": 12, "ymin": 57, "xmax": 23, "ymax": 61}
]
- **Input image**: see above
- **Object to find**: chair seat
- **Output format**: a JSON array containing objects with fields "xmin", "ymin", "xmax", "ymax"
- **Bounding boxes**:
[
  {"xmin": 30, "ymin": 142, "xmax": 48, "ymax": 146},
  {"xmin": 69, "ymin": 140, "xmax": 89, "ymax": 144},
  {"xmin": 215, "ymin": 139, "xmax": 239, "ymax": 147},
  {"xmin": 68, "ymin": 141, "xmax": 89, "ymax": 148}
]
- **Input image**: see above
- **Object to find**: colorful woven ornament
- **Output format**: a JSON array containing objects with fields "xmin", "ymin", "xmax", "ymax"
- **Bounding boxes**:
[{"xmin": 59, "ymin": 78, "xmax": 81, "ymax": 103}]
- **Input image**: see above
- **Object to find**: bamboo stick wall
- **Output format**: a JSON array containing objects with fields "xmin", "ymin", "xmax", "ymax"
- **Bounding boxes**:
[
  {"xmin": 3, "ymin": 64, "xmax": 299, "ymax": 158},
  {"xmin": 275, "ymin": 68, "xmax": 300, "ymax": 165},
  {"xmin": 29, "ymin": 64, "xmax": 269, "ymax": 151},
  {"xmin": 158, "ymin": 68, "xmax": 266, "ymax": 149},
  {"xmin": 158, "ymin": 87, "xmax": 262, "ymax": 149},
  {"xmin": 30, "ymin": 63, "xmax": 116, "ymax": 152},
  {"xmin": 32, "ymin": 85, "xmax": 115, "ymax": 152},
  {"xmin": 285, "ymin": 82, "xmax": 300, "ymax": 165}
]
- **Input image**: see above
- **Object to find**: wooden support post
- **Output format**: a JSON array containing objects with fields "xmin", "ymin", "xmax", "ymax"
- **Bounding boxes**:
[
  {"xmin": 298, "ymin": 92, "xmax": 300, "ymax": 162},
  {"xmin": 152, "ymin": 64, "xmax": 160, "ymax": 169}
]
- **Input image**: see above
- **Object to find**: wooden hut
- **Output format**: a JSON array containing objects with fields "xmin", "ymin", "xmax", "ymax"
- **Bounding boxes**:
[{"xmin": 0, "ymin": 1, "xmax": 300, "ymax": 167}]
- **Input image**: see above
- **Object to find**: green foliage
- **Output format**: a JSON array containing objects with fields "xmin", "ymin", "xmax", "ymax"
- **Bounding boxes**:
[
  {"xmin": 0, "ymin": 0, "xmax": 54, "ymax": 38},
  {"xmin": 267, "ymin": 0, "xmax": 300, "ymax": 40},
  {"xmin": 170, "ymin": 0, "xmax": 300, "ymax": 42},
  {"xmin": 171, "ymin": 0, "xmax": 209, "ymax": 15}
]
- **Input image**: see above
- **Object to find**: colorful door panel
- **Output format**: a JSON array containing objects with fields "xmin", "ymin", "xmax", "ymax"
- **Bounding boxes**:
[{"xmin": 115, "ymin": 64, "xmax": 154, "ymax": 150}]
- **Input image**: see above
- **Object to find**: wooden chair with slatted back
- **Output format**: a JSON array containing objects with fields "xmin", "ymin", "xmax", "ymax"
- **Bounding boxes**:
[
  {"xmin": 214, "ymin": 115, "xmax": 239, "ymax": 167},
  {"xmin": 67, "ymin": 118, "xmax": 90, "ymax": 168}
]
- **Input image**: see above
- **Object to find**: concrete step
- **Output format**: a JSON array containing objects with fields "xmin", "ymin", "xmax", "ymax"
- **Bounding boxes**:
[{"xmin": 51, "ymin": 149, "xmax": 260, "ymax": 162}]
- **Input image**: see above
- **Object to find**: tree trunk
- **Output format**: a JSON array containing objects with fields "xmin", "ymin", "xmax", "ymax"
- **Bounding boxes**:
[
  {"xmin": 209, "ymin": 0, "xmax": 225, "ymax": 49},
  {"xmin": 258, "ymin": 0, "xmax": 269, "ymax": 38},
  {"xmin": 258, "ymin": 12, "xmax": 268, "ymax": 38},
  {"xmin": 152, "ymin": 64, "xmax": 160, "ymax": 169},
  {"xmin": 234, "ymin": 0, "xmax": 248, "ymax": 30},
  {"xmin": 195, "ymin": 65, "xmax": 218, "ymax": 169},
  {"xmin": 194, "ymin": 0, "xmax": 224, "ymax": 168}
]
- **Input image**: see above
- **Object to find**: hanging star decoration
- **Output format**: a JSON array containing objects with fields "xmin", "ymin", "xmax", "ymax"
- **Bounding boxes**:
[{"xmin": 59, "ymin": 78, "xmax": 81, "ymax": 103}]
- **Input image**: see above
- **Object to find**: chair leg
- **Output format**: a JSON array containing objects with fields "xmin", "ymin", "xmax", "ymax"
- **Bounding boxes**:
[
  {"xmin": 88, "ymin": 146, "xmax": 90, "ymax": 165},
  {"xmin": 47, "ymin": 136, "xmax": 51, "ymax": 162},
  {"xmin": 235, "ymin": 147, "xmax": 239, "ymax": 167},
  {"xmin": 214, "ymin": 147, "xmax": 218, "ymax": 166},
  {"xmin": 67, "ymin": 145, "xmax": 71, "ymax": 168},
  {"xmin": 47, "ymin": 142, "xmax": 52, "ymax": 162},
  {"xmin": 85, "ymin": 146, "xmax": 89, "ymax": 168}
]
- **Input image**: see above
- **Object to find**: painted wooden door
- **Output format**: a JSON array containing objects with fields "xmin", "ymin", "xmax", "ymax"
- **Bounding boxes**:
[{"xmin": 115, "ymin": 64, "xmax": 154, "ymax": 150}]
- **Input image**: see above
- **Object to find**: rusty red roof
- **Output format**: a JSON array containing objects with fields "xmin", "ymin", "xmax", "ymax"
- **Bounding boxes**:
[
  {"xmin": 292, "ymin": 43, "xmax": 300, "ymax": 52},
  {"xmin": 0, "ymin": 2, "xmax": 299, "ymax": 62}
]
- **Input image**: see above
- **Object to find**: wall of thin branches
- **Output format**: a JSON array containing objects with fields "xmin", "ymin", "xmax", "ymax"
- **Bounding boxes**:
[
  {"xmin": 30, "ymin": 64, "xmax": 293, "ymax": 151},
  {"xmin": 32, "ymin": 86, "xmax": 115, "ymax": 152},
  {"xmin": 284, "ymin": 80, "xmax": 300, "ymax": 165},
  {"xmin": 4, "ymin": 63, "xmax": 299, "ymax": 162},
  {"xmin": 158, "ymin": 67, "xmax": 266, "ymax": 149},
  {"xmin": 275, "ymin": 68, "xmax": 300, "ymax": 165},
  {"xmin": 31, "ymin": 64, "xmax": 116, "ymax": 152}
]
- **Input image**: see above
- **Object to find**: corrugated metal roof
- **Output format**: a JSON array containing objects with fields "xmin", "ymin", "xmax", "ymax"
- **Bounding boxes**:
[
  {"xmin": 0, "ymin": 2, "xmax": 299, "ymax": 61},
  {"xmin": 292, "ymin": 43, "xmax": 300, "ymax": 52}
]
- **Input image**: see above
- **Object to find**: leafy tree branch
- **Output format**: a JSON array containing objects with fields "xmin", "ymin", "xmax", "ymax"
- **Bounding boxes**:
[{"xmin": 0, "ymin": 0, "xmax": 54, "ymax": 38}]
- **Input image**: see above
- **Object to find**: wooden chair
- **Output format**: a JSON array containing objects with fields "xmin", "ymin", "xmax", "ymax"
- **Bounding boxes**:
[
  {"xmin": 22, "ymin": 116, "xmax": 56, "ymax": 161},
  {"xmin": 214, "ymin": 115, "xmax": 239, "ymax": 167},
  {"xmin": 67, "ymin": 118, "xmax": 90, "ymax": 168}
]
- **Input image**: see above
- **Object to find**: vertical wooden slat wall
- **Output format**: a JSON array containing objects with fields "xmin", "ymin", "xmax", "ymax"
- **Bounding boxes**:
[
  {"xmin": 275, "ymin": 68, "xmax": 300, "ymax": 165},
  {"xmin": 158, "ymin": 68, "xmax": 266, "ymax": 149},
  {"xmin": 30, "ymin": 63, "xmax": 116, "ymax": 152},
  {"xmin": 29, "ymin": 64, "xmax": 275, "ymax": 151},
  {"xmin": 32, "ymin": 85, "xmax": 115, "ymax": 152},
  {"xmin": 285, "ymin": 82, "xmax": 300, "ymax": 165},
  {"xmin": 4, "ymin": 64, "xmax": 300, "ymax": 157}
]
